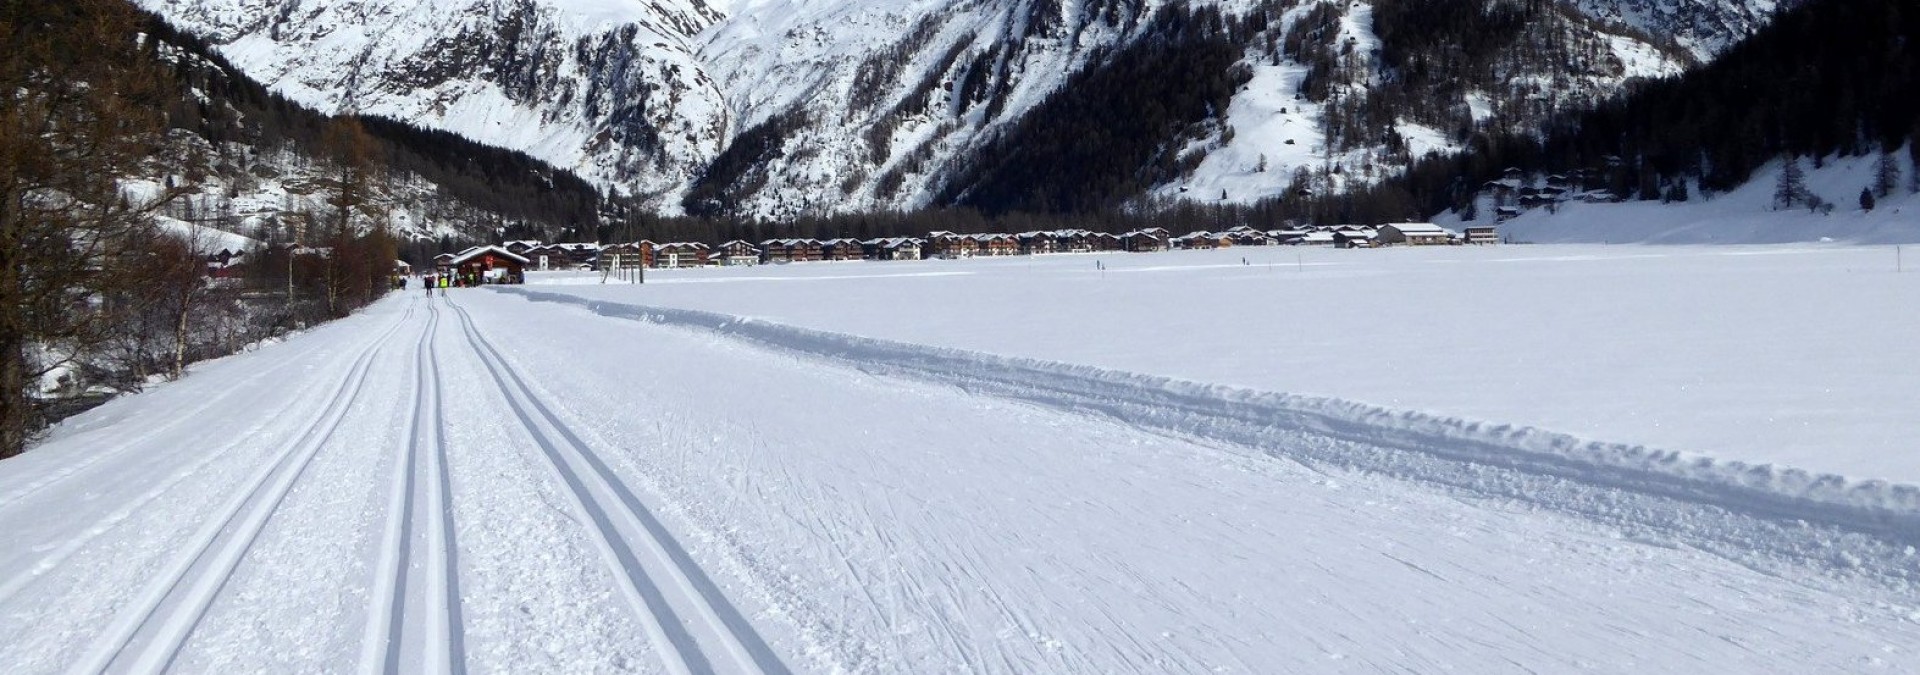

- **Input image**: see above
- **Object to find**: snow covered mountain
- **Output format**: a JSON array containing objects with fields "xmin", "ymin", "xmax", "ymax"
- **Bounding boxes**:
[
  {"xmin": 138, "ymin": 0, "xmax": 1791, "ymax": 218},
  {"xmin": 136, "ymin": 0, "xmax": 730, "ymax": 204}
]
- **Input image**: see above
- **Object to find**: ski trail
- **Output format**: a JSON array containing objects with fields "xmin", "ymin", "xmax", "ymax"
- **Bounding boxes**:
[
  {"xmin": 63, "ymin": 306, "xmax": 415, "ymax": 675},
  {"xmin": 0, "ymin": 298, "xmax": 405, "ymax": 513},
  {"xmin": 360, "ymin": 298, "xmax": 463, "ymax": 675},
  {"xmin": 0, "ymin": 301, "xmax": 418, "ymax": 608},
  {"xmin": 446, "ymin": 299, "xmax": 789, "ymax": 675}
]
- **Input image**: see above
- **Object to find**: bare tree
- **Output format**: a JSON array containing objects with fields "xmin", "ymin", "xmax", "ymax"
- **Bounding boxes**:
[{"xmin": 0, "ymin": 0, "xmax": 191, "ymax": 457}]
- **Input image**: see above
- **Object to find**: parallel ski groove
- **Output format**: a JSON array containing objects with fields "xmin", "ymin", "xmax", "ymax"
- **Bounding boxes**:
[
  {"xmin": 63, "ymin": 307, "xmax": 413, "ymax": 675},
  {"xmin": 447, "ymin": 299, "xmax": 788, "ymax": 675},
  {"xmin": 360, "ymin": 298, "xmax": 461, "ymax": 675}
]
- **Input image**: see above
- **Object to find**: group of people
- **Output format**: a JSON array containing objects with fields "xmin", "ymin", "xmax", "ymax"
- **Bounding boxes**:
[{"xmin": 419, "ymin": 273, "xmax": 451, "ymax": 296}]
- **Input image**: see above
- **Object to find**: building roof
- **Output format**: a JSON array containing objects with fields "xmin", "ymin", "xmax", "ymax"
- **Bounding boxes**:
[
  {"xmin": 1384, "ymin": 222, "xmax": 1449, "ymax": 235},
  {"xmin": 449, "ymin": 245, "xmax": 529, "ymax": 266}
]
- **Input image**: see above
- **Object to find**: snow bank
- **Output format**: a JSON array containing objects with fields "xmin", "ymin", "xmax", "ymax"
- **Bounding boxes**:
[{"xmin": 502, "ymin": 289, "xmax": 1920, "ymax": 566}]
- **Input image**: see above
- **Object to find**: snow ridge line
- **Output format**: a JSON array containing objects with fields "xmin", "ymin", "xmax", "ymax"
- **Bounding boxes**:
[
  {"xmin": 446, "ymin": 299, "xmax": 791, "ymax": 675},
  {"xmin": 503, "ymin": 290, "xmax": 1920, "ymax": 578},
  {"xmin": 64, "ymin": 302, "xmax": 416, "ymax": 675},
  {"xmin": 0, "ymin": 298, "xmax": 412, "ymax": 512},
  {"xmin": 360, "ymin": 298, "xmax": 465, "ymax": 675}
]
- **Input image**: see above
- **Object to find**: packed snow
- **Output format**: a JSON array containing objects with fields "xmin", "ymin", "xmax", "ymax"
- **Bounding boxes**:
[{"xmin": 3, "ymin": 246, "xmax": 1918, "ymax": 673}]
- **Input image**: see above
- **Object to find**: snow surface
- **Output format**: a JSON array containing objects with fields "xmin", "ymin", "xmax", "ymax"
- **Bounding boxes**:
[
  {"xmin": 529, "ymin": 245, "xmax": 1920, "ymax": 487},
  {"xmin": 2, "ymin": 289, "xmax": 1917, "ymax": 673}
]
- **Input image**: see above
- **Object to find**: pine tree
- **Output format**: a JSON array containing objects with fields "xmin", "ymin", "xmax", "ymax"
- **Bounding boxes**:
[
  {"xmin": 1860, "ymin": 187, "xmax": 1876, "ymax": 212},
  {"xmin": 1772, "ymin": 157, "xmax": 1806, "ymax": 210},
  {"xmin": 1874, "ymin": 151, "xmax": 1902, "ymax": 197}
]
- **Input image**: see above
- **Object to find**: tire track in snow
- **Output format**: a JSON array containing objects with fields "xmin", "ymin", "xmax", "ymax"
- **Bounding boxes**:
[
  {"xmin": 0, "ymin": 299, "xmax": 421, "ymax": 610},
  {"xmin": 63, "ymin": 302, "xmax": 416, "ymax": 675},
  {"xmin": 0, "ymin": 299, "xmax": 416, "ymax": 514},
  {"xmin": 445, "ymin": 299, "xmax": 790, "ymax": 675},
  {"xmin": 360, "ymin": 297, "xmax": 465, "ymax": 675}
]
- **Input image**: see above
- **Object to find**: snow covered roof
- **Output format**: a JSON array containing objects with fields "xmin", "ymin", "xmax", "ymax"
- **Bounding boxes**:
[
  {"xmin": 448, "ymin": 245, "xmax": 529, "ymax": 266},
  {"xmin": 1384, "ymin": 223, "xmax": 1449, "ymax": 235}
]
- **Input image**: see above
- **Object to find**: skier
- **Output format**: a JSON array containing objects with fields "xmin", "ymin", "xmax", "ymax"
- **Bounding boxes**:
[{"xmin": 424, "ymin": 274, "xmax": 435, "ymax": 297}]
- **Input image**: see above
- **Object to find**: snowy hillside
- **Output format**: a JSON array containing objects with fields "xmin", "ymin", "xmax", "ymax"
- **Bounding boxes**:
[
  {"xmin": 137, "ymin": 0, "xmax": 1790, "ymax": 217},
  {"xmin": 1462, "ymin": 152, "xmax": 1920, "ymax": 245}
]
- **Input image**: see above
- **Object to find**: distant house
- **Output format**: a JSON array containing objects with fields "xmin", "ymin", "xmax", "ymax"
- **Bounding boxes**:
[
  {"xmin": 713, "ymin": 240, "xmax": 759, "ymax": 266},
  {"xmin": 925, "ymin": 231, "xmax": 978, "ymax": 259},
  {"xmin": 761, "ymin": 238, "xmax": 824, "ymax": 263},
  {"xmin": 865, "ymin": 237, "xmax": 923, "ymax": 260},
  {"xmin": 441, "ymin": 245, "xmax": 527, "ymax": 285},
  {"xmin": 1091, "ymin": 232, "xmax": 1123, "ymax": 252},
  {"xmin": 1464, "ymin": 226, "xmax": 1499, "ymax": 245},
  {"xmin": 503, "ymin": 240, "xmax": 542, "ymax": 256},
  {"xmin": 598, "ymin": 241, "xmax": 654, "ymax": 270},
  {"xmin": 1334, "ymin": 230, "xmax": 1375, "ymax": 249},
  {"xmin": 656, "ymin": 242, "xmax": 712, "ymax": 268},
  {"xmin": 1172, "ymin": 231, "xmax": 1219, "ymax": 250},
  {"xmin": 1376, "ymin": 223, "xmax": 1452, "ymax": 246},
  {"xmin": 975, "ymin": 233, "xmax": 1018, "ymax": 256},
  {"xmin": 1122, "ymin": 228, "xmax": 1169, "ymax": 253},
  {"xmin": 822, "ymin": 238, "xmax": 865, "ymax": 261}
]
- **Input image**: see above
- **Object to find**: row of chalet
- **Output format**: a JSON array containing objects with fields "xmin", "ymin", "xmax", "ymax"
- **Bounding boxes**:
[{"xmin": 473, "ymin": 223, "xmax": 1496, "ymax": 273}]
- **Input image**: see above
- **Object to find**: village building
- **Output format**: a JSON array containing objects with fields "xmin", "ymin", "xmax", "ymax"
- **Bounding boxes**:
[
  {"xmin": 1464, "ymin": 226, "xmax": 1500, "ymax": 245},
  {"xmin": 1018, "ymin": 232, "xmax": 1061, "ymax": 255},
  {"xmin": 502, "ymin": 240, "xmax": 542, "ymax": 256},
  {"xmin": 598, "ymin": 241, "xmax": 654, "ymax": 270},
  {"xmin": 864, "ymin": 237, "xmax": 923, "ymax": 260},
  {"xmin": 656, "ymin": 242, "xmax": 712, "ymax": 268},
  {"xmin": 1173, "ymin": 231, "xmax": 1219, "ymax": 250},
  {"xmin": 1091, "ymin": 232, "xmax": 1123, "ymax": 251},
  {"xmin": 1334, "ymin": 230, "xmax": 1376, "ymax": 249},
  {"xmin": 1376, "ymin": 223, "xmax": 1453, "ymax": 246},
  {"xmin": 1122, "ymin": 228, "xmax": 1170, "ymax": 253},
  {"xmin": 975, "ymin": 233, "xmax": 1019, "ymax": 256},
  {"xmin": 712, "ymin": 240, "xmax": 758, "ymax": 266},
  {"xmin": 925, "ymin": 231, "xmax": 979, "ymax": 259},
  {"xmin": 822, "ymin": 238, "xmax": 865, "ymax": 261},
  {"xmin": 440, "ymin": 245, "xmax": 527, "ymax": 285}
]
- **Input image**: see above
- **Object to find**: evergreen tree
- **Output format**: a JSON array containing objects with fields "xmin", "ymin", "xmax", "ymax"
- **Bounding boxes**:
[
  {"xmin": 1860, "ymin": 187, "xmax": 1877, "ymax": 211},
  {"xmin": 1874, "ymin": 151, "xmax": 1902, "ymax": 197},
  {"xmin": 1773, "ymin": 157, "xmax": 1807, "ymax": 210}
]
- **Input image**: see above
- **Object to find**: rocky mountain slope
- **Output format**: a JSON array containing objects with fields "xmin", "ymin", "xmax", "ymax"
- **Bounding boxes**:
[{"xmin": 137, "ymin": 0, "xmax": 1793, "ymax": 218}]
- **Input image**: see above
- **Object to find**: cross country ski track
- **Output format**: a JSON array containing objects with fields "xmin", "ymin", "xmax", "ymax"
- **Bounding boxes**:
[
  {"xmin": 447, "ymin": 298, "xmax": 790, "ymax": 675},
  {"xmin": 3, "ymin": 290, "xmax": 1919, "ymax": 673}
]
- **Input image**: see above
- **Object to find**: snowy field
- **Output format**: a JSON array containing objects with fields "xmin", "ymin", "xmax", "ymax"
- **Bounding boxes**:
[
  {"xmin": 531, "ymin": 244, "xmax": 1920, "ymax": 485},
  {"xmin": 1, "ymin": 245, "xmax": 1917, "ymax": 673}
]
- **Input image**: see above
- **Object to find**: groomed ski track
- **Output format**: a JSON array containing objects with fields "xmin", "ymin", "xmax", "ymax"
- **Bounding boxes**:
[{"xmin": 0, "ymin": 291, "xmax": 1916, "ymax": 673}]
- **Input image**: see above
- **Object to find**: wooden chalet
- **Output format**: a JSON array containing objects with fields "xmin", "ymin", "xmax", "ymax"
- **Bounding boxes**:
[
  {"xmin": 1376, "ymin": 223, "xmax": 1452, "ymax": 246},
  {"xmin": 1017, "ymin": 232, "xmax": 1060, "ymax": 255},
  {"xmin": 1172, "ymin": 231, "xmax": 1220, "ymax": 250},
  {"xmin": 599, "ymin": 241, "xmax": 654, "ymax": 270},
  {"xmin": 822, "ymin": 238, "xmax": 865, "ymax": 261},
  {"xmin": 503, "ymin": 240, "xmax": 542, "ymax": 256},
  {"xmin": 760, "ymin": 238, "xmax": 823, "ymax": 263},
  {"xmin": 1121, "ymin": 228, "xmax": 1169, "ymax": 253},
  {"xmin": 925, "ymin": 231, "xmax": 979, "ymax": 259},
  {"xmin": 440, "ymin": 245, "xmax": 527, "ymax": 285},
  {"xmin": 975, "ymin": 234, "xmax": 1018, "ymax": 257},
  {"xmin": 1091, "ymin": 232, "xmax": 1123, "ymax": 251},
  {"xmin": 656, "ymin": 242, "xmax": 712, "ymax": 268},
  {"xmin": 712, "ymin": 240, "xmax": 759, "ymax": 266},
  {"xmin": 865, "ymin": 237, "xmax": 923, "ymax": 260},
  {"xmin": 1334, "ymin": 230, "xmax": 1376, "ymax": 249}
]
